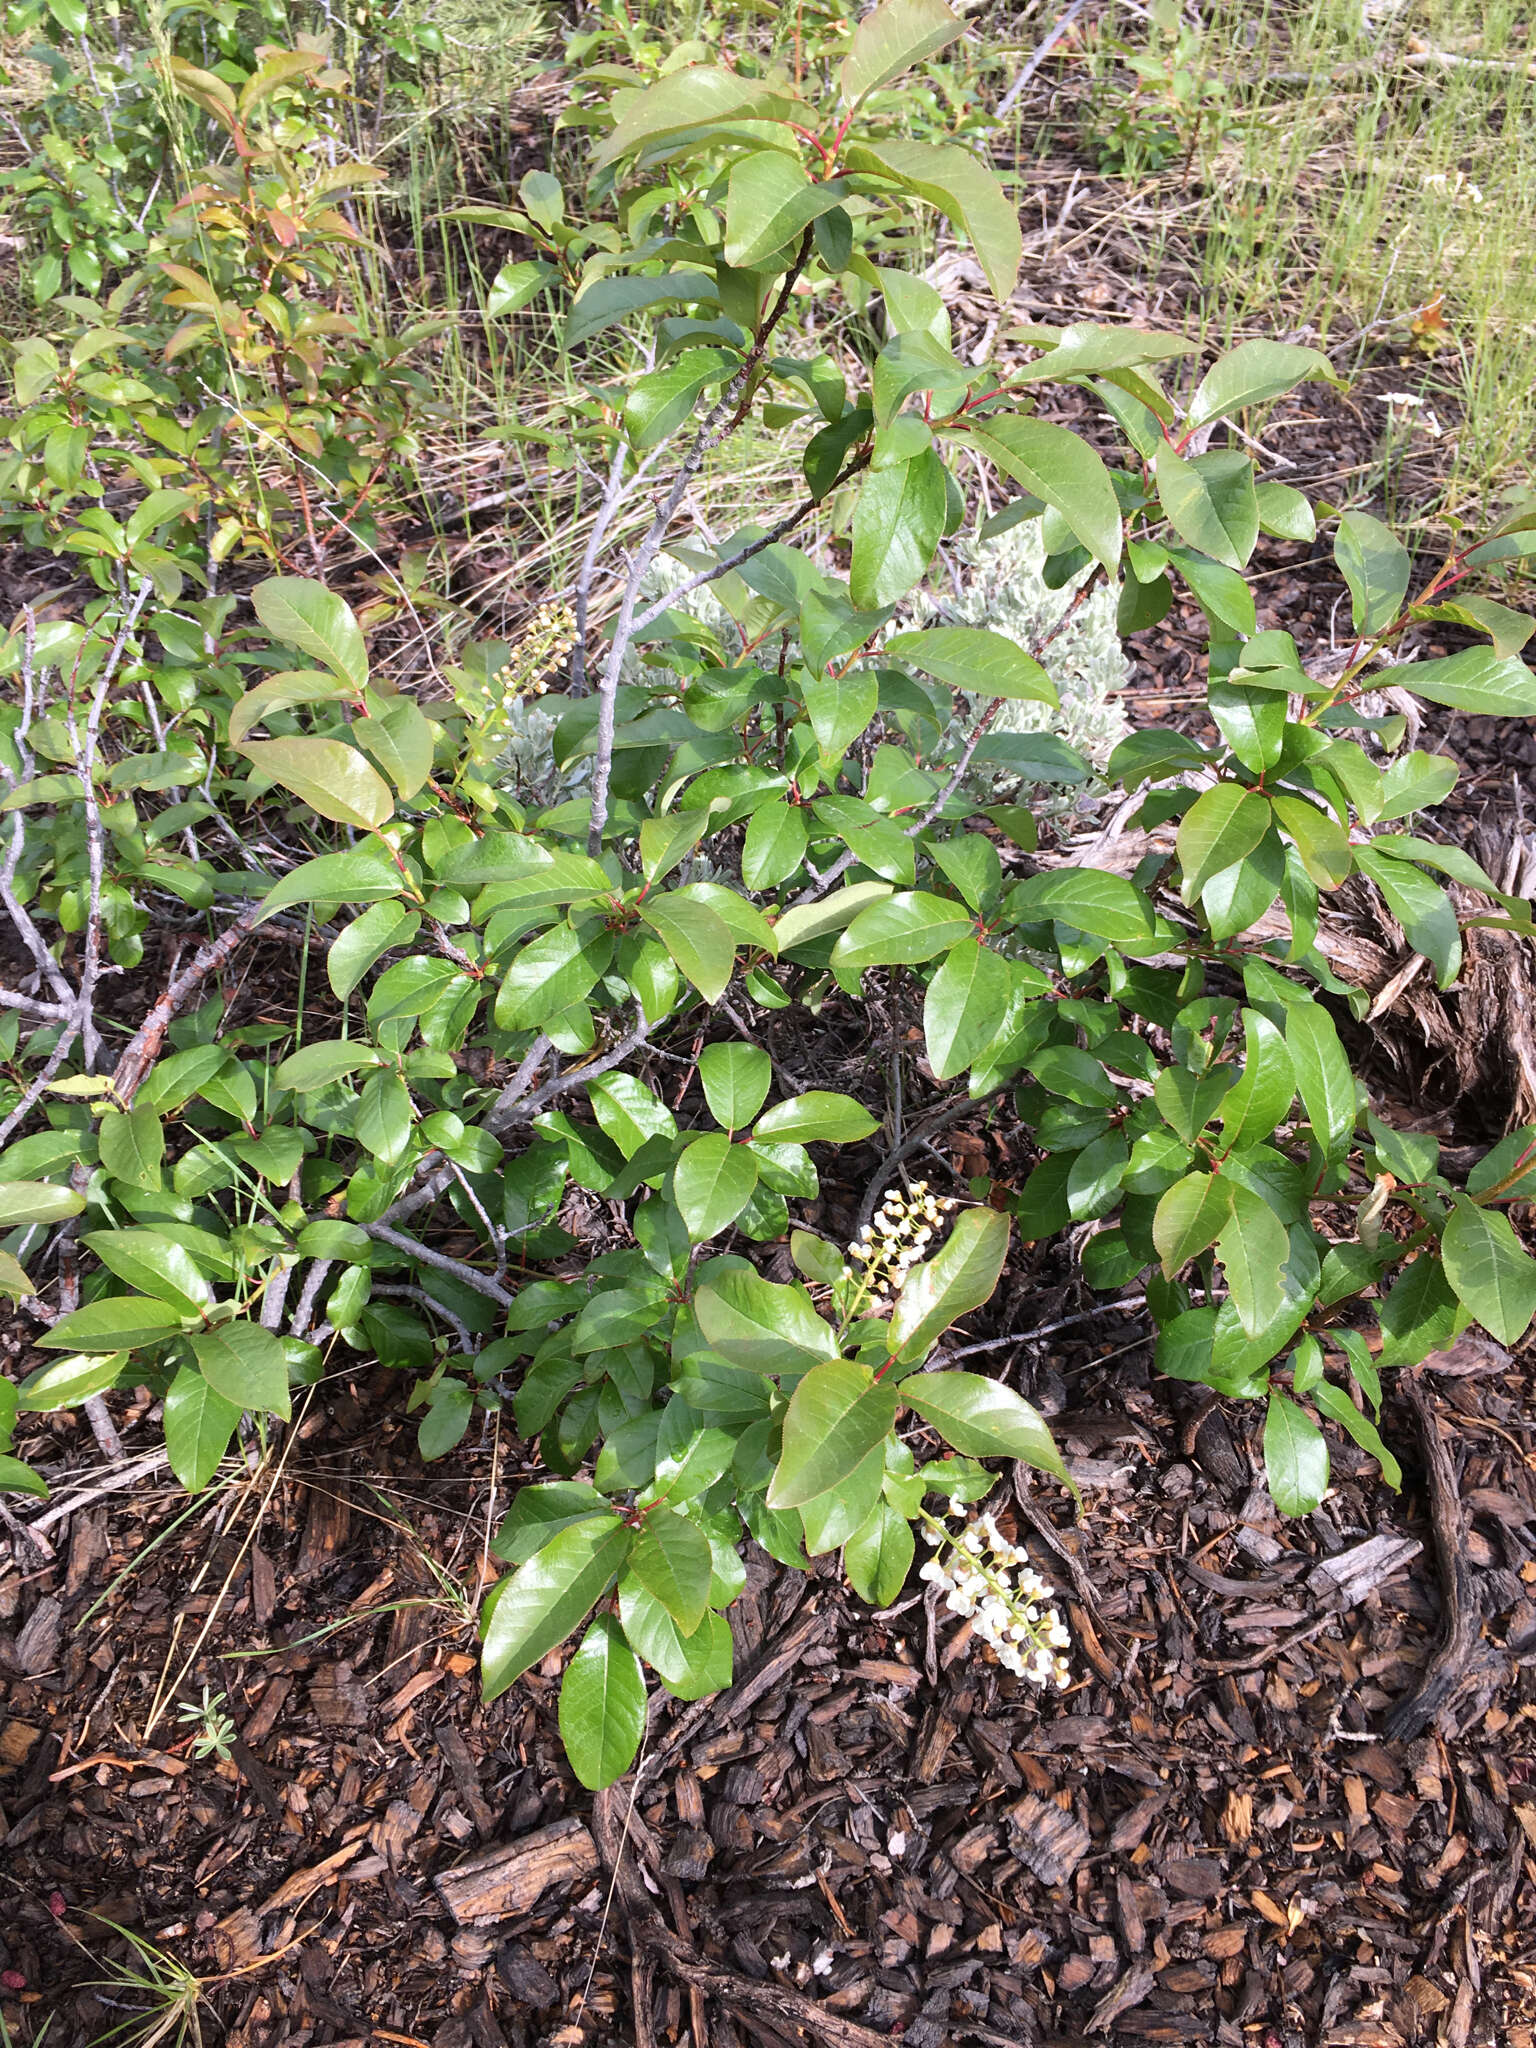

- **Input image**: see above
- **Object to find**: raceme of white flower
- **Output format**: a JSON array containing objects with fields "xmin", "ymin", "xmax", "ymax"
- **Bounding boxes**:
[
  {"xmin": 918, "ymin": 1506, "xmax": 1072, "ymax": 1689},
  {"xmin": 840, "ymin": 1180, "xmax": 960, "ymax": 1306}
]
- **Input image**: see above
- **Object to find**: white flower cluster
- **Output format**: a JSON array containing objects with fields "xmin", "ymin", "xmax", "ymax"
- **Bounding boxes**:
[
  {"xmin": 489, "ymin": 598, "xmax": 577, "ymax": 714},
  {"xmin": 919, "ymin": 1507, "xmax": 1072, "ymax": 1689},
  {"xmin": 842, "ymin": 1180, "xmax": 958, "ymax": 1298}
]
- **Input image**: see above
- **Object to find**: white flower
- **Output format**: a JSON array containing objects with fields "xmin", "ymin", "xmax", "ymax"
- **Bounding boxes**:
[
  {"xmin": 888, "ymin": 1830, "xmax": 907, "ymax": 1858},
  {"xmin": 812, "ymin": 1951, "xmax": 834, "ymax": 1978}
]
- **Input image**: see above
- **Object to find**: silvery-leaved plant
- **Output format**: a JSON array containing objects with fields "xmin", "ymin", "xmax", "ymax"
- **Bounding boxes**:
[{"xmin": 3, "ymin": 0, "xmax": 1536, "ymax": 1790}]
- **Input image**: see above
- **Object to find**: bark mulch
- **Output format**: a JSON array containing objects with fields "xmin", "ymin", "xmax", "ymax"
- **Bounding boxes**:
[{"xmin": 4, "ymin": 1314, "xmax": 1536, "ymax": 2048}]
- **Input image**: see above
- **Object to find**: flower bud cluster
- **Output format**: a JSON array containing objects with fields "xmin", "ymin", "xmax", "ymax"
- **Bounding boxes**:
[
  {"xmin": 918, "ymin": 1507, "xmax": 1071, "ymax": 1688},
  {"xmin": 490, "ymin": 598, "xmax": 577, "ymax": 712},
  {"xmin": 841, "ymin": 1180, "xmax": 958, "ymax": 1300}
]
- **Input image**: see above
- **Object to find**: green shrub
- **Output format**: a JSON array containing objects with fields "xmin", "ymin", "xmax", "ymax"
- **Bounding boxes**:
[{"xmin": 3, "ymin": 0, "xmax": 1536, "ymax": 1790}]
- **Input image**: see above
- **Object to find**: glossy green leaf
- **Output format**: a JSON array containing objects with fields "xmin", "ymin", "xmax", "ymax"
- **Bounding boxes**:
[
  {"xmin": 628, "ymin": 1511, "xmax": 712, "ymax": 1632},
  {"xmin": 559, "ymin": 1613, "xmax": 647, "ymax": 1789},
  {"xmin": 190, "ymin": 1322, "xmax": 292, "ymax": 1420},
  {"xmin": 850, "ymin": 449, "xmax": 946, "ymax": 607},
  {"xmin": 1153, "ymin": 1172, "xmax": 1232, "ymax": 1275},
  {"xmin": 81, "ymin": 1229, "xmax": 213, "ymax": 1316},
  {"xmin": 742, "ymin": 800, "xmax": 808, "ymax": 889},
  {"xmin": 902, "ymin": 1370, "xmax": 1068, "ymax": 1485},
  {"xmin": 38, "ymin": 1294, "xmax": 187, "ymax": 1351},
  {"xmin": 884, "ymin": 626, "xmax": 1058, "ymax": 706},
  {"xmin": 966, "ymin": 414, "xmax": 1121, "ymax": 571},
  {"xmin": 841, "ymin": 0, "xmax": 962, "ymax": 101},
  {"xmin": 0, "ymin": 1179, "xmax": 84, "ymax": 1226},
  {"xmin": 724, "ymin": 152, "xmax": 848, "ymax": 266},
  {"xmin": 768, "ymin": 1359, "xmax": 898, "ymax": 1508},
  {"xmin": 1155, "ymin": 446, "xmax": 1257, "ymax": 569},
  {"xmin": 240, "ymin": 737, "xmax": 393, "ymax": 832},
  {"xmin": 1186, "ymin": 339, "xmax": 1334, "ymax": 431},
  {"xmin": 924, "ymin": 938, "xmax": 1012, "ymax": 1081},
  {"xmin": 1335, "ymin": 510, "xmax": 1410, "ymax": 636},
  {"xmin": 274, "ymin": 1040, "xmax": 385, "ymax": 1092},
  {"xmin": 258, "ymin": 848, "xmax": 405, "ymax": 925},
  {"xmin": 843, "ymin": 138, "xmax": 1020, "ymax": 302},
  {"xmin": 693, "ymin": 1267, "xmax": 835, "ymax": 1372},
  {"xmin": 482, "ymin": 1514, "xmax": 631, "ymax": 1701},
  {"xmin": 640, "ymin": 895, "xmax": 736, "ymax": 1003},
  {"xmin": 1263, "ymin": 1391, "xmax": 1329, "ymax": 1515},
  {"xmin": 1395, "ymin": 647, "xmax": 1536, "ymax": 718},
  {"xmin": 753, "ymin": 1090, "xmax": 880, "ymax": 1144},
  {"xmin": 673, "ymin": 1132, "xmax": 759, "ymax": 1242},
  {"xmin": 16, "ymin": 1350, "xmax": 126, "ymax": 1412},
  {"xmin": 1284, "ymin": 1002, "xmax": 1357, "ymax": 1156},
  {"xmin": 163, "ymin": 1367, "xmax": 241, "ymax": 1493},
  {"xmin": 1008, "ymin": 868, "xmax": 1157, "ymax": 942},
  {"xmin": 1217, "ymin": 1182, "xmax": 1290, "ymax": 1338},
  {"xmin": 618, "ymin": 1581, "xmax": 733, "ymax": 1699},
  {"xmin": 1442, "ymin": 1195, "xmax": 1536, "ymax": 1346},
  {"xmin": 1217, "ymin": 1011, "xmax": 1296, "ymax": 1152},
  {"xmin": 886, "ymin": 1206, "xmax": 1010, "ymax": 1361},
  {"xmin": 832, "ymin": 890, "xmax": 972, "ymax": 973},
  {"xmin": 1176, "ymin": 784, "xmax": 1271, "ymax": 902},
  {"xmin": 698, "ymin": 1042, "xmax": 773, "ymax": 1130},
  {"xmin": 251, "ymin": 576, "xmax": 368, "ymax": 692}
]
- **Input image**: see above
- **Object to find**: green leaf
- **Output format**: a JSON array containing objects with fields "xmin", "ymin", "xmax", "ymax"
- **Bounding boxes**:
[
  {"xmin": 38, "ymin": 1294, "xmax": 187, "ymax": 1351},
  {"xmin": 1217, "ymin": 1182, "xmax": 1290, "ymax": 1338},
  {"xmin": 832, "ymin": 890, "xmax": 972, "ymax": 974},
  {"xmin": 1377, "ymin": 1254, "xmax": 1461, "ymax": 1368},
  {"xmin": 564, "ymin": 271, "xmax": 721, "ymax": 348},
  {"xmin": 1335, "ymin": 510, "xmax": 1410, "ymax": 636},
  {"xmin": 162, "ymin": 1367, "xmax": 241, "ymax": 1492},
  {"xmin": 1185, "ymin": 339, "xmax": 1335, "ymax": 431},
  {"xmin": 274, "ymin": 1039, "xmax": 385, "ymax": 1092},
  {"xmin": 1395, "ymin": 647, "xmax": 1536, "ymax": 718},
  {"xmin": 354, "ymin": 1070, "xmax": 414, "ymax": 1168},
  {"xmin": 1354, "ymin": 845, "xmax": 1460, "ymax": 986},
  {"xmin": 1377, "ymin": 751, "xmax": 1459, "ymax": 825},
  {"xmin": 99, "ymin": 1102, "xmax": 164, "ymax": 1191},
  {"xmin": 966, "ymin": 415, "xmax": 1121, "ymax": 571},
  {"xmin": 699, "ymin": 1042, "xmax": 772, "ymax": 1130},
  {"xmin": 693, "ymin": 1266, "xmax": 834, "ymax": 1372},
  {"xmin": 1412, "ymin": 594, "xmax": 1534, "ymax": 659},
  {"xmin": 803, "ymin": 666, "xmax": 878, "ymax": 768},
  {"xmin": 618, "ymin": 1581, "xmax": 733, "ymax": 1699},
  {"xmin": 768, "ymin": 1358, "xmax": 898, "ymax": 1509},
  {"xmin": 773, "ymin": 880, "xmax": 894, "ymax": 953},
  {"xmin": 190, "ymin": 1322, "xmax": 292, "ymax": 1420},
  {"xmin": 1176, "ymin": 784, "xmax": 1272, "ymax": 902},
  {"xmin": 1271, "ymin": 794, "xmax": 1352, "ymax": 890},
  {"xmin": 886, "ymin": 1207, "xmax": 1010, "ymax": 1361},
  {"xmin": 592, "ymin": 64, "xmax": 775, "ymax": 170},
  {"xmin": 628, "ymin": 1511, "xmax": 712, "ymax": 1632},
  {"xmin": 840, "ymin": 0, "xmax": 962, "ymax": 102},
  {"xmin": 251, "ymin": 577, "xmax": 368, "ymax": 693},
  {"xmin": 1155, "ymin": 446, "xmax": 1257, "ymax": 569},
  {"xmin": 639, "ymin": 895, "xmax": 736, "ymax": 1003},
  {"xmin": 81, "ymin": 1229, "xmax": 213, "ymax": 1316},
  {"xmin": 924, "ymin": 938, "xmax": 1012, "ymax": 1081},
  {"xmin": 742, "ymin": 800, "xmax": 808, "ymax": 890},
  {"xmin": 1255, "ymin": 479, "xmax": 1317, "ymax": 542},
  {"xmin": 1007, "ymin": 869, "xmax": 1156, "ymax": 942},
  {"xmin": 1312, "ymin": 1382, "xmax": 1401, "ymax": 1491},
  {"xmin": 843, "ymin": 138, "xmax": 1021, "ymax": 302},
  {"xmin": 901, "ymin": 1370, "xmax": 1069, "ymax": 1486},
  {"xmin": 240, "ymin": 737, "xmax": 394, "ymax": 832},
  {"xmin": 1263, "ymin": 1391, "xmax": 1329, "ymax": 1515},
  {"xmin": 558, "ymin": 1614, "xmax": 647, "ymax": 1790},
  {"xmin": 673, "ymin": 1133, "xmax": 759, "ymax": 1242},
  {"xmin": 258, "ymin": 848, "xmax": 405, "ymax": 926},
  {"xmin": 724, "ymin": 152, "xmax": 849, "ymax": 266},
  {"xmin": 1442, "ymin": 1195, "xmax": 1536, "ymax": 1346},
  {"xmin": 625, "ymin": 348, "xmax": 737, "ymax": 450},
  {"xmin": 418, "ymin": 1380, "xmax": 474, "ymax": 1461},
  {"xmin": 0, "ymin": 1179, "xmax": 84, "ymax": 1226},
  {"xmin": 355, "ymin": 695, "xmax": 435, "ymax": 800},
  {"xmin": 482, "ymin": 1514, "xmax": 632, "ymax": 1702},
  {"xmin": 752, "ymin": 1091, "xmax": 879, "ymax": 1144},
  {"xmin": 17, "ymin": 1350, "xmax": 126, "ymax": 1411},
  {"xmin": 497, "ymin": 923, "xmax": 611, "ymax": 1031},
  {"xmin": 1217, "ymin": 1011, "xmax": 1296, "ymax": 1152},
  {"xmin": 1284, "ymin": 1002, "xmax": 1357, "ymax": 1156},
  {"xmin": 1153, "ymin": 1172, "xmax": 1232, "ymax": 1275},
  {"xmin": 884, "ymin": 625, "xmax": 1059, "ymax": 707},
  {"xmin": 850, "ymin": 450, "xmax": 946, "ymax": 606},
  {"xmin": 843, "ymin": 1499, "xmax": 916, "ymax": 1606}
]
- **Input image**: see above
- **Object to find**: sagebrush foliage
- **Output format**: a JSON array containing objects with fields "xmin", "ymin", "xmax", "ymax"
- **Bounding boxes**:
[{"xmin": 3, "ymin": 0, "xmax": 1536, "ymax": 1788}]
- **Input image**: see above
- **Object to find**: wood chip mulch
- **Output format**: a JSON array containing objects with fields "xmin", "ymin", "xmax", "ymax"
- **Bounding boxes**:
[{"xmin": 4, "ymin": 1320, "xmax": 1536, "ymax": 2048}]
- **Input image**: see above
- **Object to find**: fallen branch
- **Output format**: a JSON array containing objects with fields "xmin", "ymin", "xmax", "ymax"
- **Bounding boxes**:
[{"xmin": 1384, "ymin": 1371, "xmax": 1482, "ymax": 1739}]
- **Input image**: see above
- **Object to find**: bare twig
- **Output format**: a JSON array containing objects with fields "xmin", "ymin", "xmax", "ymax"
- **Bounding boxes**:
[
  {"xmin": 110, "ymin": 902, "xmax": 263, "ymax": 1106},
  {"xmin": 361, "ymin": 1220, "xmax": 514, "ymax": 1310}
]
